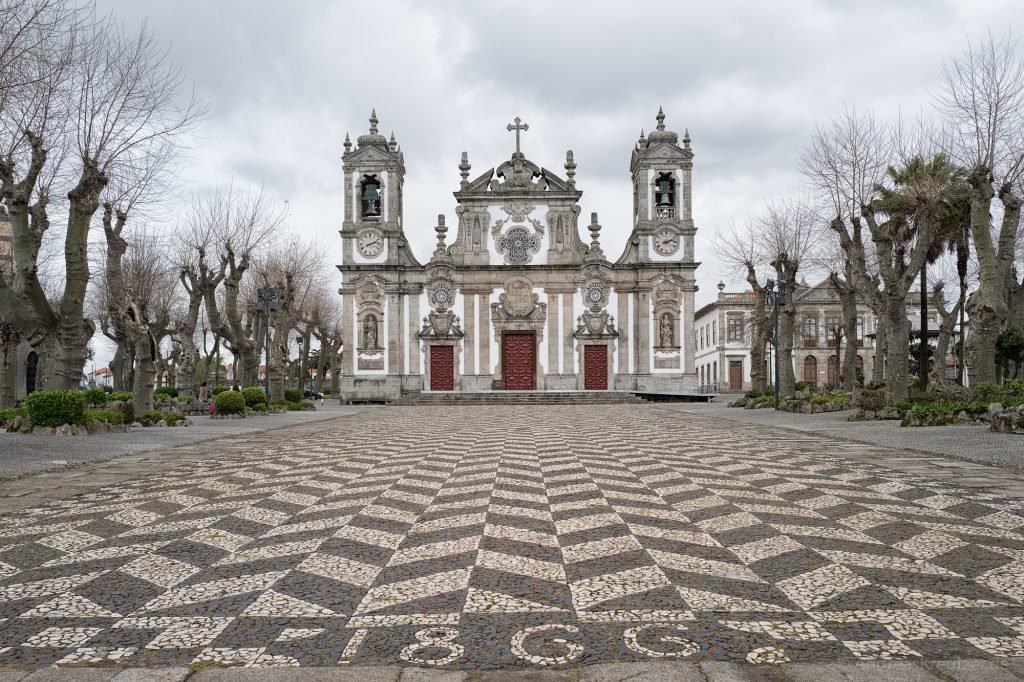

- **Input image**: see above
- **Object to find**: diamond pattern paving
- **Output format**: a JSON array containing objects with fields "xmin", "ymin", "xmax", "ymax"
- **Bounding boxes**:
[{"xmin": 0, "ymin": 404, "xmax": 1023, "ymax": 670}]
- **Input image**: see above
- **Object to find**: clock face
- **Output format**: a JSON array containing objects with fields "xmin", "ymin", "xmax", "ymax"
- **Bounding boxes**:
[
  {"xmin": 356, "ymin": 229, "xmax": 384, "ymax": 257},
  {"xmin": 653, "ymin": 228, "xmax": 679, "ymax": 256}
]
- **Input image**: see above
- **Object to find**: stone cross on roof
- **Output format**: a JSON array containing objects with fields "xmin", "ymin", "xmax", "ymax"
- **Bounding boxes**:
[{"xmin": 506, "ymin": 116, "xmax": 529, "ymax": 155}]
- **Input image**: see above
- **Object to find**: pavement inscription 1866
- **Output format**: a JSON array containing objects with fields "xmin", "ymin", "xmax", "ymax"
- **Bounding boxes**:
[{"xmin": 0, "ymin": 404, "xmax": 1023, "ymax": 671}]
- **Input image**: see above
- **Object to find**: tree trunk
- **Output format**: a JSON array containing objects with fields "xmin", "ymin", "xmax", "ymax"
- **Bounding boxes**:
[
  {"xmin": 965, "ymin": 177, "xmax": 1021, "ymax": 386},
  {"xmin": 744, "ymin": 265, "xmax": 770, "ymax": 394},
  {"xmin": 777, "ymin": 273, "xmax": 797, "ymax": 398},
  {"xmin": 884, "ymin": 306, "xmax": 912, "ymax": 402},
  {"xmin": 110, "ymin": 344, "xmax": 126, "ymax": 391},
  {"xmin": 131, "ymin": 326, "xmax": 157, "ymax": 413},
  {"xmin": 838, "ymin": 286, "xmax": 859, "ymax": 391},
  {"xmin": 0, "ymin": 327, "xmax": 19, "ymax": 408},
  {"xmin": 918, "ymin": 263, "xmax": 930, "ymax": 389}
]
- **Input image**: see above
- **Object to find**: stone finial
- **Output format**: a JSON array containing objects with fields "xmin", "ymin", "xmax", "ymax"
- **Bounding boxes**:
[
  {"xmin": 458, "ymin": 151, "xmax": 471, "ymax": 186},
  {"xmin": 656, "ymin": 106, "xmax": 666, "ymax": 131},
  {"xmin": 588, "ymin": 212, "xmax": 604, "ymax": 257},
  {"xmin": 343, "ymin": 132, "xmax": 352, "ymax": 153},
  {"xmin": 389, "ymin": 131, "xmax": 397, "ymax": 151},
  {"xmin": 369, "ymin": 109, "xmax": 379, "ymax": 134},
  {"xmin": 434, "ymin": 214, "xmax": 448, "ymax": 257},
  {"xmin": 638, "ymin": 129, "xmax": 646, "ymax": 147},
  {"xmin": 564, "ymin": 150, "xmax": 576, "ymax": 187},
  {"xmin": 683, "ymin": 128, "xmax": 691, "ymax": 148}
]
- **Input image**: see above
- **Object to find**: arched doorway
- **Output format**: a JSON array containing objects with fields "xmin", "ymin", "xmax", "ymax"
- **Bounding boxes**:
[
  {"xmin": 802, "ymin": 356, "xmax": 818, "ymax": 385},
  {"xmin": 25, "ymin": 351, "xmax": 38, "ymax": 394}
]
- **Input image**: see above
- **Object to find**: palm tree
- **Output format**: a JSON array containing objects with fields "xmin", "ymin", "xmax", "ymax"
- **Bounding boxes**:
[{"xmin": 876, "ymin": 153, "xmax": 970, "ymax": 389}]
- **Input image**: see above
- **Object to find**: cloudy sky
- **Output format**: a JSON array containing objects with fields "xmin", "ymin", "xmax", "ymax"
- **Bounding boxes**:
[{"xmin": 94, "ymin": 0, "xmax": 1021, "ymax": 307}]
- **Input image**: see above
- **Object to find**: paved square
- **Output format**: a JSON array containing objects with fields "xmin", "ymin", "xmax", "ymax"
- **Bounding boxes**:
[{"xmin": 1, "ymin": 405, "xmax": 1023, "ymax": 670}]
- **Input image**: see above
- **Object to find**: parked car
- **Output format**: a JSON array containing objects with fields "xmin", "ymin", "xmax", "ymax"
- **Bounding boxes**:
[{"xmin": 303, "ymin": 389, "xmax": 324, "ymax": 400}]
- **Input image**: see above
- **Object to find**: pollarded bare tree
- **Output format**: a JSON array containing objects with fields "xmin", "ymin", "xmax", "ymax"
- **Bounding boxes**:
[
  {"xmin": 714, "ymin": 222, "xmax": 773, "ymax": 394},
  {"xmin": 197, "ymin": 185, "xmax": 284, "ymax": 389},
  {"xmin": 802, "ymin": 109, "xmax": 950, "ymax": 402},
  {"xmin": 0, "ymin": 4, "xmax": 203, "ymax": 396},
  {"xmin": 937, "ymin": 33, "xmax": 1024, "ymax": 386},
  {"xmin": 253, "ymin": 237, "xmax": 323, "ymax": 399},
  {"xmin": 758, "ymin": 198, "xmax": 820, "ymax": 397}
]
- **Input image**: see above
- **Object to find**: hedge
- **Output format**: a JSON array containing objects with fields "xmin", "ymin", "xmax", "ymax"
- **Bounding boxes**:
[
  {"xmin": 81, "ymin": 388, "xmax": 107, "ymax": 406},
  {"xmin": 211, "ymin": 385, "xmax": 229, "ymax": 396},
  {"xmin": 241, "ymin": 387, "xmax": 266, "ymax": 408},
  {"xmin": 214, "ymin": 390, "xmax": 246, "ymax": 415},
  {"xmin": 284, "ymin": 388, "xmax": 302, "ymax": 403},
  {"xmin": 23, "ymin": 390, "xmax": 86, "ymax": 427},
  {"xmin": 108, "ymin": 391, "xmax": 132, "ymax": 402},
  {"xmin": 154, "ymin": 386, "xmax": 178, "ymax": 400}
]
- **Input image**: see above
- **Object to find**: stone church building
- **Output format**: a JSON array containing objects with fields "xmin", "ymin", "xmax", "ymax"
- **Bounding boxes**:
[{"xmin": 338, "ymin": 109, "xmax": 700, "ymax": 401}]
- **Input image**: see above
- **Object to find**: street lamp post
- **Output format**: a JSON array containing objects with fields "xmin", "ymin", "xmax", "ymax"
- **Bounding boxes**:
[
  {"xmin": 296, "ymin": 335, "xmax": 305, "ymax": 393},
  {"xmin": 765, "ymin": 279, "xmax": 788, "ymax": 409},
  {"xmin": 257, "ymin": 287, "xmax": 279, "ymax": 400}
]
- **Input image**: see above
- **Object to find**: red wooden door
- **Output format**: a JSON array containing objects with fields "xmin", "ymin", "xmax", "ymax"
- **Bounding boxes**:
[
  {"xmin": 729, "ymin": 360, "xmax": 743, "ymax": 390},
  {"xmin": 502, "ymin": 333, "xmax": 535, "ymax": 390},
  {"xmin": 430, "ymin": 345, "xmax": 454, "ymax": 391},
  {"xmin": 584, "ymin": 345, "xmax": 608, "ymax": 390}
]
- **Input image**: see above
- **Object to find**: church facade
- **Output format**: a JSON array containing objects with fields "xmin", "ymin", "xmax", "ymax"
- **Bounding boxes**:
[{"xmin": 337, "ymin": 109, "xmax": 700, "ymax": 401}]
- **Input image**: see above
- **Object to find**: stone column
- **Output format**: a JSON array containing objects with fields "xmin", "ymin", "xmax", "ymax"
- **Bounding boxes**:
[
  {"xmin": 617, "ymin": 290, "xmax": 629, "ymax": 375},
  {"xmin": 683, "ymin": 290, "xmax": 695, "ymax": 373},
  {"xmin": 561, "ymin": 293, "xmax": 574, "ymax": 375},
  {"xmin": 637, "ymin": 291, "xmax": 651, "ymax": 374},
  {"xmin": 464, "ymin": 294, "xmax": 476, "ymax": 376},
  {"xmin": 341, "ymin": 294, "xmax": 354, "ymax": 374},
  {"xmin": 408, "ymin": 292, "xmax": 420, "ymax": 375},
  {"xmin": 478, "ymin": 294, "xmax": 491, "ymax": 377},
  {"xmin": 547, "ymin": 293, "xmax": 559, "ymax": 374},
  {"xmin": 387, "ymin": 293, "xmax": 401, "ymax": 374}
]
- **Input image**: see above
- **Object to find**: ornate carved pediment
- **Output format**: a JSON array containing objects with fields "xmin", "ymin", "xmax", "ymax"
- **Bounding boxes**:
[
  {"xmin": 419, "ymin": 310, "xmax": 464, "ymax": 339},
  {"xmin": 539, "ymin": 168, "xmax": 571, "ymax": 191},
  {"xmin": 490, "ymin": 155, "xmax": 546, "ymax": 192},
  {"xmin": 464, "ymin": 168, "xmax": 495, "ymax": 193},
  {"xmin": 497, "ymin": 278, "xmax": 540, "ymax": 319},
  {"xmin": 573, "ymin": 309, "xmax": 618, "ymax": 339},
  {"xmin": 653, "ymin": 277, "xmax": 683, "ymax": 306},
  {"xmin": 353, "ymin": 277, "xmax": 385, "ymax": 305},
  {"xmin": 344, "ymin": 145, "xmax": 397, "ymax": 164}
]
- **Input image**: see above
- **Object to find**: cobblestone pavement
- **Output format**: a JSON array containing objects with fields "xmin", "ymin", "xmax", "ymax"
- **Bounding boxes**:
[{"xmin": 1, "ymin": 405, "xmax": 1023, "ymax": 674}]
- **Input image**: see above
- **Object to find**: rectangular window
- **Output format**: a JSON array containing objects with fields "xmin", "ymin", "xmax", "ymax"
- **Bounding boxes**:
[
  {"xmin": 726, "ymin": 315, "xmax": 743, "ymax": 343},
  {"xmin": 825, "ymin": 317, "xmax": 841, "ymax": 343},
  {"xmin": 712, "ymin": 321, "xmax": 717, "ymax": 345}
]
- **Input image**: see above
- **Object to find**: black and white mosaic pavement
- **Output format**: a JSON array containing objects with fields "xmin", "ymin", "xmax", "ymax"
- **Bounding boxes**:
[{"xmin": 1, "ymin": 405, "xmax": 1023, "ymax": 670}]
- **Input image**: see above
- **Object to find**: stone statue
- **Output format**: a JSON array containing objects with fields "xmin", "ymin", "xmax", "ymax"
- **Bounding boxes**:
[
  {"xmin": 660, "ymin": 313, "xmax": 674, "ymax": 347},
  {"xmin": 364, "ymin": 315, "xmax": 379, "ymax": 349}
]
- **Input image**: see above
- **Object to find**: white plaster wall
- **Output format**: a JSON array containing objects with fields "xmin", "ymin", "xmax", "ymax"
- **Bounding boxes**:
[
  {"xmin": 489, "ymin": 289, "xmax": 501, "ymax": 374},
  {"xmin": 626, "ymin": 293, "xmax": 635, "ymax": 374},
  {"xmin": 485, "ymin": 204, "xmax": 550, "ymax": 266},
  {"xmin": 453, "ymin": 292, "xmax": 466, "ymax": 377}
]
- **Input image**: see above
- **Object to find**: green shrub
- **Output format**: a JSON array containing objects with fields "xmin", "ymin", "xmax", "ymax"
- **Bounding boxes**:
[
  {"xmin": 910, "ymin": 400, "xmax": 987, "ymax": 418},
  {"xmin": 153, "ymin": 386, "xmax": 178, "ymax": 400},
  {"xmin": 322, "ymin": 389, "xmax": 332, "ymax": 395},
  {"xmin": 744, "ymin": 389, "xmax": 765, "ymax": 399},
  {"xmin": 0, "ymin": 407, "xmax": 22, "ymax": 426},
  {"xmin": 108, "ymin": 391, "xmax": 133, "ymax": 402},
  {"xmin": 794, "ymin": 381, "xmax": 815, "ymax": 393},
  {"xmin": 211, "ymin": 385, "xmax": 229, "ymax": 396},
  {"xmin": 300, "ymin": 399, "xmax": 315, "ymax": 410},
  {"xmin": 749, "ymin": 395, "xmax": 774, "ymax": 408},
  {"xmin": 83, "ymin": 408, "xmax": 126, "ymax": 425},
  {"xmin": 164, "ymin": 411, "xmax": 186, "ymax": 424},
  {"xmin": 241, "ymin": 387, "xmax": 266, "ymax": 408},
  {"xmin": 284, "ymin": 388, "xmax": 302, "ymax": 403},
  {"xmin": 81, "ymin": 388, "xmax": 107, "ymax": 406},
  {"xmin": 214, "ymin": 390, "xmax": 246, "ymax": 415},
  {"xmin": 270, "ymin": 398, "xmax": 289, "ymax": 407},
  {"xmin": 809, "ymin": 393, "xmax": 850, "ymax": 406},
  {"xmin": 23, "ymin": 390, "xmax": 86, "ymax": 427}
]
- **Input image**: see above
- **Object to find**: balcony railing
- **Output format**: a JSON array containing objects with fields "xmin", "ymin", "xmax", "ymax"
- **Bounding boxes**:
[{"xmin": 656, "ymin": 206, "xmax": 675, "ymax": 220}]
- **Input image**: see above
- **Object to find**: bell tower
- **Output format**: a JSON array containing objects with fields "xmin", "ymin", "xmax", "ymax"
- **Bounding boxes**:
[
  {"xmin": 341, "ymin": 110, "xmax": 417, "ymax": 266},
  {"xmin": 627, "ymin": 107, "xmax": 696, "ymax": 264}
]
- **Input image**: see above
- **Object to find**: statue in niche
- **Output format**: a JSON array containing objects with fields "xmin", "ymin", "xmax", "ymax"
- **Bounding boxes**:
[
  {"xmin": 363, "ymin": 314, "xmax": 379, "ymax": 349},
  {"xmin": 659, "ymin": 313, "xmax": 674, "ymax": 347}
]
